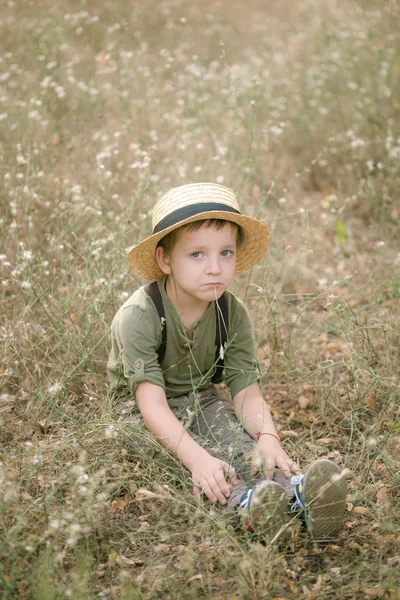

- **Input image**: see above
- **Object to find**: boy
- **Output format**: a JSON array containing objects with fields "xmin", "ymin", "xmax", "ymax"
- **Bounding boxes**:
[{"xmin": 108, "ymin": 183, "xmax": 347, "ymax": 541}]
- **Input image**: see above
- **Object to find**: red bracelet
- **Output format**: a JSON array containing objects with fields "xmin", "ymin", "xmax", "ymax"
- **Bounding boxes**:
[{"xmin": 256, "ymin": 432, "xmax": 280, "ymax": 442}]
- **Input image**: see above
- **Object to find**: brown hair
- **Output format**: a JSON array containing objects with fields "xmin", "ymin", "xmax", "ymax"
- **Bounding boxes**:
[{"xmin": 157, "ymin": 219, "xmax": 244, "ymax": 255}]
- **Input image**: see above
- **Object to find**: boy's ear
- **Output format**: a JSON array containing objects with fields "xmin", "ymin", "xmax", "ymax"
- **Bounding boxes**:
[{"xmin": 155, "ymin": 246, "xmax": 171, "ymax": 274}]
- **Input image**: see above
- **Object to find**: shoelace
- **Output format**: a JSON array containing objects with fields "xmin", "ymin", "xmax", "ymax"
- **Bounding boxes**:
[
  {"xmin": 239, "ymin": 486, "xmax": 253, "ymax": 511},
  {"xmin": 290, "ymin": 474, "xmax": 306, "ymax": 513}
]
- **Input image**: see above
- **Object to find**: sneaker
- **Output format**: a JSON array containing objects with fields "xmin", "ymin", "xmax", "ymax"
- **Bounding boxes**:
[
  {"xmin": 291, "ymin": 459, "xmax": 347, "ymax": 541},
  {"xmin": 239, "ymin": 480, "xmax": 289, "ymax": 541}
]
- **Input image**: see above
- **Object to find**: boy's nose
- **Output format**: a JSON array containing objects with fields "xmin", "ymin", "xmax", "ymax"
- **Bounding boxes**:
[{"xmin": 207, "ymin": 256, "xmax": 221, "ymax": 275}]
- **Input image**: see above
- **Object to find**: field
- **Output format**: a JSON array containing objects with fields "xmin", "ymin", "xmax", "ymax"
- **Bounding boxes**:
[{"xmin": 1, "ymin": 0, "xmax": 399, "ymax": 598}]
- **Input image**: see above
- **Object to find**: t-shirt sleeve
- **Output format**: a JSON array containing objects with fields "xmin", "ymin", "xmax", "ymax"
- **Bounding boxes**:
[
  {"xmin": 107, "ymin": 299, "xmax": 166, "ymax": 397},
  {"xmin": 223, "ymin": 295, "xmax": 261, "ymax": 398}
]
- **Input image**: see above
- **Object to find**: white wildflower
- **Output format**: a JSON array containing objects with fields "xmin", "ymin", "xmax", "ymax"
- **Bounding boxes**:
[
  {"xmin": 351, "ymin": 138, "xmax": 365, "ymax": 148},
  {"xmin": 48, "ymin": 382, "xmax": 62, "ymax": 394},
  {"xmin": 22, "ymin": 250, "xmax": 33, "ymax": 261},
  {"xmin": 105, "ymin": 424, "xmax": 118, "ymax": 439},
  {"xmin": 270, "ymin": 125, "xmax": 284, "ymax": 136},
  {"xmin": 366, "ymin": 160, "xmax": 374, "ymax": 172}
]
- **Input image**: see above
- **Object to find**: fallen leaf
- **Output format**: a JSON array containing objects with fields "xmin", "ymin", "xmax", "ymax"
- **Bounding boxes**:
[
  {"xmin": 376, "ymin": 485, "xmax": 389, "ymax": 506},
  {"xmin": 362, "ymin": 588, "xmax": 385, "ymax": 598},
  {"xmin": 120, "ymin": 555, "xmax": 144, "ymax": 566},
  {"xmin": 135, "ymin": 488, "xmax": 158, "ymax": 499},
  {"xmin": 188, "ymin": 574, "xmax": 203, "ymax": 583},
  {"xmin": 316, "ymin": 333, "xmax": 328, "ymax": 342},
  {"xmin": 279, "ymin": 430, "xmax": 299, "ymax": 439},
  {"xmin": 387, "ymin": 555, "xmax": 400, "ymax": 565},
  {"xmin": 376, "ymin": 534, "xmax": 395, "ymax": 543},
  {"xmin": 315, "ymin": 437, "xmax": 336, "ymax": 446},
  {"xmin": 353, "ymin": 506, "xmax": 368, "ymax": 515},
  {"xmin": 110, "ymin": 499, "xmax": 127, "ymax": 514},
  {"xmin": 349, "ymin": 541, "xmax": 362, "ymax": 550},
  {"xmin": 122, "ymin": 492, "xmax": 134, "ymax": 504},
  {"xmin": 325, "ymin": 342, "xmax": 344, "ymax": 352},
  {"xmin": 364, "ymin": 393, "xmax": 377, "ymax": 407},
  {"xmin": 326, "ymin": 450, "xmax": 342, "ymax": 462},
  {"xmin": 298, "ymin": 395, "xmax": 309, "ymax": 409},
  {"xmin": 154, "ymin": 544, "xmax": 170, "ymax": 554}
]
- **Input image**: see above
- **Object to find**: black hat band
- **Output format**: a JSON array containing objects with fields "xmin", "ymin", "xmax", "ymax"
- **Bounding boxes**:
[{"xmin": 153, "ymin": 203, "xmax": 241, "ymax": 234}]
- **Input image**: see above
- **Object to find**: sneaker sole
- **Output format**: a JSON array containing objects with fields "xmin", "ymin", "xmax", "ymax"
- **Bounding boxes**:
[
  {"xmin": 302, "ymin": 459, "xmax": 347, "ymax": 541},
  {"xmin": 249, "ymin": 481, "xmax": 289, "ymax": 541}
]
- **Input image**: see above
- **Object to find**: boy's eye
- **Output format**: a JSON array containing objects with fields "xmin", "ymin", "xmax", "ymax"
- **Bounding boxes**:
[
  {"xmin": 221, "ymin": 249, "xmax": 234, "ymax": 257},
  {"xmin": 191, "ymin": 251, "xmax": 203, "ymax": 259}
]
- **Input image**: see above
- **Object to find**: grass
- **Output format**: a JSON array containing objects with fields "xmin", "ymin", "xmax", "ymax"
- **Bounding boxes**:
[{"xmin": 1, "ymin": 0, "xmax": 399, "ymax": 598}]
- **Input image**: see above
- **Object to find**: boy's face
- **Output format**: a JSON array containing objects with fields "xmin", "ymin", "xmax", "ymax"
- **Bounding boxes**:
[{"xmin": 156, "ymin": 222, "xmax": 237, "ymax": 307}]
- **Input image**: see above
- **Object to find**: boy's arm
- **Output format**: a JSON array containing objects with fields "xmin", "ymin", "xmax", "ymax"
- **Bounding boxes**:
[
  {"xmin": 232, "ymin": 382, "xmax": 301, "ymax": 479},
  {"xmin": 135, "ymin": 381, "xmax": 238, "ymax": 504}
]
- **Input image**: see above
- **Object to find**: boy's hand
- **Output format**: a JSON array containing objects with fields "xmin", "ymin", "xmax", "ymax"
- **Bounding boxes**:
[
  {"xmin": 191, "ymin": 453, "xmax": 238, "ymax": 505},
  {"xmin": 251, "ymin": 436, "xmax": 301, "ymax": 480}
]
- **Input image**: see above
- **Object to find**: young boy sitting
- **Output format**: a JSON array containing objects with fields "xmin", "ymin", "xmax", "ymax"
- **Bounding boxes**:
[{"xmin": 108, "ymin": 182, "xmax": 347, "ymax": 541}]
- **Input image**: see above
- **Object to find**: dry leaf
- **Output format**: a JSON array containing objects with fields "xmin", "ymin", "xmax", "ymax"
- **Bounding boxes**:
[
  {"xmin": 111, "ymin": 585, "xmax": 124, "ymax": 597},
  {"xmin": 325, "ymin": 342, "xmax": 344, "ymax": 352},
  {"xmin": 298, "ymin": 395, "xmax": 309, "ymax": 409},
  {"xmin": 120, "ymin": 555, "xmax": 144, "ymax": 566},
  {"xmin": 122, "ymin": 492, "xmax": 134, "ymax": 504},
  {"xmin": 279, "ymin": 430, "xmax": 299, "ymax": 439},
  {"xmin": 376, "ymin": 533, "xmax": 395, "ymax": 543},
  {"xmin": 154, "ymin": 543, "xmax": 170, "ymax": 554},
  {"xmin": 362, "ymin": 588, "xmax": 385, "ymax": 598},
  {"xmin": 315, "ymin": 437, "xmax": 336, "ymax": 446},
  {"xmin": 376, "ymin": 485, "xmax": 389, "ymax": 506},
  {"xmin": 135, "ymin": 488, "xmax": 158, "ymax": 499},
  {"xmin": 364, "ymin": 393, "xmax": 377, "ymax": 407},
  {"xmin": 326, "ymin": 450, "xmax": 342, "ymax": 463},
  {"xmin": 353, "ymin": 506, "xmax": 368, "ymax": 515},
  {"xmin": 110, "ymin": 499, "xmax": 127, "ymax": 514},
  {"xmin": 349, "ymin": 541, "xmax": 362, "ymax": 550},
  {"xmin": 188, "ymin": 574, "xmax": 203, "ymax": 583}
]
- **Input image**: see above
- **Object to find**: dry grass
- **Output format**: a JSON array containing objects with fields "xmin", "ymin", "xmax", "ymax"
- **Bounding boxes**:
[{"xmin": 0, "ymin": 0, "xmax": 399, "ymax": 598}]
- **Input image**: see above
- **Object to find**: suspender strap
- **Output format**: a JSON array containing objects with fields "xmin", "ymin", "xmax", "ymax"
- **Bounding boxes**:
[
  {"xmin": 212, "ymin": 292, "xmax": 228, "ymax": 383},
  {"xmin": 144, "ymin": 282, "xmax": 167, "ymax": 365}
]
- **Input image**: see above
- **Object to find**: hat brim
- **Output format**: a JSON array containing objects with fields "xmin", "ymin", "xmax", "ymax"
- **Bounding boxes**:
[{"xmin": 128, "ymin": 210, "xmax": 269, "ymax": 280}]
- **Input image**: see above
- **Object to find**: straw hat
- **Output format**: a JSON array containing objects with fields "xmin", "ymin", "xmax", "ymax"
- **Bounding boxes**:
[{"xmin": 128, "ymin": 182, "xmax": 269, "ymax": 280}]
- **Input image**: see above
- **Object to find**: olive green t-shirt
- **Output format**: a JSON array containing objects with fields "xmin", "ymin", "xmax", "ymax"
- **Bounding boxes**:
[{"xmin": 107, "ymin": 277, "xmax": 260, "ymax": 401}]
